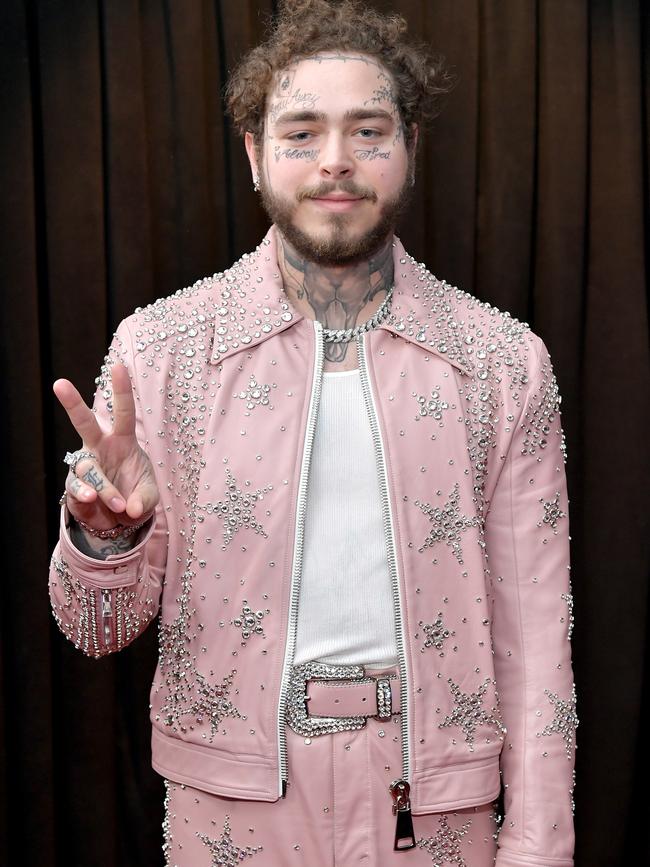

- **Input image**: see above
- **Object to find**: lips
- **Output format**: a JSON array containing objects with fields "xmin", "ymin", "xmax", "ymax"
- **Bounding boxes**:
[
  {"xmin": 309, "ymin": 195, "xmax": 365, "ymax": 212},
  {"xmin": 313, "ymin": 195, "xmax": 362, "ymax": 202}
]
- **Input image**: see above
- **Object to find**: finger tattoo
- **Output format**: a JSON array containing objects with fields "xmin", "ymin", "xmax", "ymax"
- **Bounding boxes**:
[
  {"xmin": 70, "ymin": 478, "xmax": 83, "ymax": 496},
  {"xmin": 82, "ymin": 467, "xmax": 105, "ymax": 492}
]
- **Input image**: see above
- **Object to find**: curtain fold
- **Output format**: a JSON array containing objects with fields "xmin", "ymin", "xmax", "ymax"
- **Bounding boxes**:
[
  {"xmin": 0, "ymin": 2, "xmax": 647, "ymax": 864},
  {"xmin": 579, "ymin": 2, "xmax": 649, "ymax": 862}
]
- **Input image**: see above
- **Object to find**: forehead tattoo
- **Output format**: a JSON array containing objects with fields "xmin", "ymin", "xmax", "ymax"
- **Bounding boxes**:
[
  {"xmin": 271, "ymin": 53, "xmax": 393, "ymax": 100},
  {"xmin": 268, "ymin": 55, "xmax": 402, "ymax": 129}
]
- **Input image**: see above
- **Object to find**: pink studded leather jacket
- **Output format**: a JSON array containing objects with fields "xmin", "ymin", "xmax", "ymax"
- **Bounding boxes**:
[{"xmin": 49, "ymin": 226, "xmax": 577, "ymax": 867}]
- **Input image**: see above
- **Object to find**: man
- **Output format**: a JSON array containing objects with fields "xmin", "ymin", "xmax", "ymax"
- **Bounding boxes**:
[{"xmin": 49, "ymin": 1, "xmax": 577, "ymax": 864}]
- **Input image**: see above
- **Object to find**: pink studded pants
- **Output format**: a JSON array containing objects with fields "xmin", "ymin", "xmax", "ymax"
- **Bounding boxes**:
[{"xmin": 162, "ymin": 667, "xmax": 499, "ymax": 866}]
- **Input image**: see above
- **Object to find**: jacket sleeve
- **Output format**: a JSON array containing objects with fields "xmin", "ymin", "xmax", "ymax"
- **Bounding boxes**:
[
  {"xmin": 48, "ymin": 319, "xmax": 167, "ymax": 658},
  {"xmin": 485, "ymin": 334, "xmax": 577, "ymax": 867}
]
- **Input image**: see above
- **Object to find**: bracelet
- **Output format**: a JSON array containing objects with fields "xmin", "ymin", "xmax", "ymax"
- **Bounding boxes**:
[{"xmin": 75, "ymin": 517, "xmax": 150, "ymax": 540}]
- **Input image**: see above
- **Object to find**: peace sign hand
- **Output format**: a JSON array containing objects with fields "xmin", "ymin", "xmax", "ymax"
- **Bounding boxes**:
[{"xmin": 53, "ymin": 363, "xmax": 159, "ymax": 533}]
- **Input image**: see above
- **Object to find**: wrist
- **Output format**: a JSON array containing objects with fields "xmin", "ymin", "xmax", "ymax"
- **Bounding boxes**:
[
  {"xmin": 68, "ymin": 515, "xmax": 150, "ymax": 560},
  {"xmin": 75, "ymin": 516, "xmax": 149, "ymax": 540}
]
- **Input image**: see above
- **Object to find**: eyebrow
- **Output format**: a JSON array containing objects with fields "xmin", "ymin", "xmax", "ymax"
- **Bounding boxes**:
[
  {"xmin": 343, "ymin": 108, "xmax": 395, "ymax": 123},
  {"xmin": 273, "ymin": 110, "xmax": 327, "ymax": 126},
  {"xmin": 272, "ymin": 108, "xmax": 396, "ymax": 126}
]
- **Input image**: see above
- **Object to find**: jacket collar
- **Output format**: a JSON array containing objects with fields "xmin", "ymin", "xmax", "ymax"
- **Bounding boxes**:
[{"xmin": 209, "ymin": 225, "xmax": 473, "ymax": 376}]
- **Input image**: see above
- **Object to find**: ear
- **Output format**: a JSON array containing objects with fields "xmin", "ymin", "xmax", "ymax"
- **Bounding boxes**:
[{"xmin": 245, "ymin": 131, "xmax": 259, "ymax": 179}]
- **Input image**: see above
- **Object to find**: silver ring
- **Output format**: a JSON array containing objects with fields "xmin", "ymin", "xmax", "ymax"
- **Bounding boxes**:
[{"xmin": 63, "ymin": 449, "xmax": 97, "ymax": 476}]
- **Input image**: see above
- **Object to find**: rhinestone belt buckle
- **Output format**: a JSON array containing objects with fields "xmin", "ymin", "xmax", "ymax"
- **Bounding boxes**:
[
  {"xmin": 375, "ymin": 675, "xmax": 395, "ymax": 721},
  {"xmin": 285, "ymin": 661, "xmax": 395, "ymax": 737}
]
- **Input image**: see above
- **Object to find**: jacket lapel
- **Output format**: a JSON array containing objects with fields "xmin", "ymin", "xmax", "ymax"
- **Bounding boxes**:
[{"xmin": 210, "ymin": 226, "xmax": 474, "ymax": 377}]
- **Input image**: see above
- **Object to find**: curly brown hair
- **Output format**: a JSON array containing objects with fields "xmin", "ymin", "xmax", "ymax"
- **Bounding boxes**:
[{"xmin": 225, "ymin": 0, "xmax": 457, "ymax": 149}]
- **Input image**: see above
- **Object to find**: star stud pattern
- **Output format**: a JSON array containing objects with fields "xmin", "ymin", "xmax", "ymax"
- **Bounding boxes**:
[
  {"xmin": 439, "ymin": 677, "xmax": 506, "ymax": 749},
  {"xmin": 536, "ymin": 683, "xmax": 578, "ymax": 759},
  {"xmin": 201, "ymin": 468, "xmax": 270, "ymax": 546},
  {"xmin": 234, "ymin": 375, "xmax": 273, "ymax": 412},
  {"xmin": 197, "ymin": 815, "xmax": 263, "ymax": 866},
  {"xmin": 232, "ymin": 599, "xmax": 267, "ymax": 643},
  {"xmin": 540, "ymin": 491, "xmax": 566, "ymax": 532},
  {"xmin": 160, "ymin": 661, "xmax": 242, "ymax": 742},
  {"xmin": 416, "ymin": 814, "xmax": 472, "ymax": 865},
  {"xmin": 415, "ymin": 483, "xmax": 477, "ymax": 565},
  {"xmin": 419, "ymin": 612, "xmax": 454, "ymax": 653},
  {"xmin": 192, "ymin": 668, "xmax": 242, "ymax": 740}
]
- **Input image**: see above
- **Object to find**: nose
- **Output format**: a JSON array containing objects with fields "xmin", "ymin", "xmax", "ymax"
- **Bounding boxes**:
[{"xmin": 318, "ymin": 133, "xmax": 355, "ymax": 179}]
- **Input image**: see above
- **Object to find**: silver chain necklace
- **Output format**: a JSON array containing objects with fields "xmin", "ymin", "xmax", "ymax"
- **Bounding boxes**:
[{"xmin": 321, "ymin": 284, "xmax": 394, "ymax": 344}]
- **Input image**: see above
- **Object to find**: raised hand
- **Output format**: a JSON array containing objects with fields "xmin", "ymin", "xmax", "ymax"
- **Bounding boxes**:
[{"xmin": 53, "ymin": 363, "xmax": 159, "ymax": 536}]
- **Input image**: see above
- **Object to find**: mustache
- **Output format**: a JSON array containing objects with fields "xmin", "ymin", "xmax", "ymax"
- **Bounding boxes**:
[{"xmin": 296, "ymin": 180, "xmax": 378, "ymax": 203}]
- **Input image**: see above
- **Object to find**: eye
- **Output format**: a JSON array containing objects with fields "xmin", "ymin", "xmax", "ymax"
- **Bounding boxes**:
[
  {"xmin": 356, "ymin": 128, "xmax": 381, "ymax": 139},
  {"xmin": 287, "ymin": 131, "xmax": 313, "ymax": 142}
]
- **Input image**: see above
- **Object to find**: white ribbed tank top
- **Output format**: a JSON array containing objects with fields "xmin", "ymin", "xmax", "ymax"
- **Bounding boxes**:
[{"xmin": 293, "ymin": 368, "xmax": 398, "ymax": 669}]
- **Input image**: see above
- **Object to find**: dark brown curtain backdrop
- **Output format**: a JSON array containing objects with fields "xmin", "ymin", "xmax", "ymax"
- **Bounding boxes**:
[{"xmin": 1, "ymin": 1, "xmax": 648, "ymax": 864}]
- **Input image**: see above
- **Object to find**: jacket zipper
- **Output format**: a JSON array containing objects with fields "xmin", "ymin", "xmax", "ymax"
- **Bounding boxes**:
[
  {"xmin": 100, "ymin": 588, "xmax": 114, "ymax": 648},
  {"xmin": 357, "ymin": 333, "xmax": 413, "ymax": 844},
  {"xmin": 277, "ymin": 320, "xmax": 324, "ymax": 797}
]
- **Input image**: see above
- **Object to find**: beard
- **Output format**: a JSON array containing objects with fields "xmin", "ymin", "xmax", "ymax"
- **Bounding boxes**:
[{"xmin": 258, "ymin": 173, "xmax": 414, "ymax": 267}]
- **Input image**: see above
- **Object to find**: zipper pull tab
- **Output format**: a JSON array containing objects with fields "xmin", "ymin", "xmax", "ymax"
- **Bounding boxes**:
[
  {"xmin": 101, "ymin": 589, "xmax": 112, "ymax": 617},
  {"xmin": 389, "ymin": 779, "xmax": 416, "ymax": 851},
  {"xmin": 100, "ymin": 589, "xmax": 113, "ymax": 645}
]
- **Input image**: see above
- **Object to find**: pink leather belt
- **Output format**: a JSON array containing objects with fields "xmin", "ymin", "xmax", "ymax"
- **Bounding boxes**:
[{"xmin": 307, "ymin": 675, "xmax": 401, "ymax": 717}]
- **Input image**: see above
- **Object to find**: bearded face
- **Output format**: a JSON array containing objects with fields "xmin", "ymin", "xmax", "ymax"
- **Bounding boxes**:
[{"xmin": 246, "ymin": 52, "xmax": 416, "ymax": 267}]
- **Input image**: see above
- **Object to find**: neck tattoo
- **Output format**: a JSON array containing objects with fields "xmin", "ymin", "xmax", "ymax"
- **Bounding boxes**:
[{"xmin": 278, "ymin": 237, "xmax": 394, "ymax": 363}]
